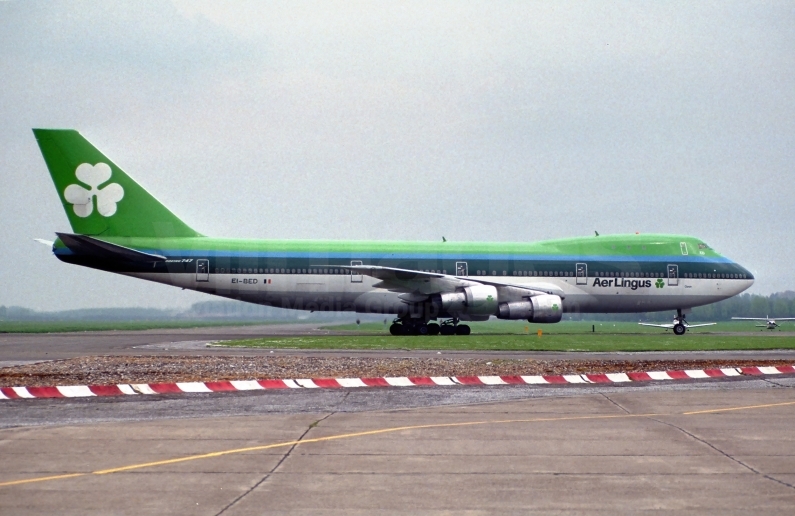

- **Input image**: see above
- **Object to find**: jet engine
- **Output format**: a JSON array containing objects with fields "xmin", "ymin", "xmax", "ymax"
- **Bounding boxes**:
[
  {"xmin": 496, "ymin": 294, "xmax": 563, "ymax": 323},
  {"xmin": 439, "ymin": 285, "xmax": 499, "ymax": 316}
]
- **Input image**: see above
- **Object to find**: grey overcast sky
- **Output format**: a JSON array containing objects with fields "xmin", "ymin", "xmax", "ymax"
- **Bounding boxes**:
[{"xmin": 1, "ymin": 1, "xmax": 793, "ymax": 310}]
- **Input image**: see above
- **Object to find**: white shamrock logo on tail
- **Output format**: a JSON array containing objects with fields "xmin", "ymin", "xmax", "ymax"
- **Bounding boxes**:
[{"xmin": 64, "ymin": 163, "xmax": 124, "ymax": 217}]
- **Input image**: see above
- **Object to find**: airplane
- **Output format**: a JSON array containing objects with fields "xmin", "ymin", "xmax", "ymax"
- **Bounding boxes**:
[
  {"xmin": 639, "ymin": 319, "xmax": 716, "ymax": 336},
  {"xmin": 32, "ymin": 129, "xmax": 755, "ymax": 336},
  {"xmin": 731, "ymin": 316, "xmax": 795, "ymax": 330}
]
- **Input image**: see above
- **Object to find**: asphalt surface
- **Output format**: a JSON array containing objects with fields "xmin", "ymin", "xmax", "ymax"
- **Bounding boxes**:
[
  {"xmin": 2, "ymin": 325, "xmax": 795, "ymax": 513},
  {"xmin": 1, "ymin": 378, "xmax": 794, "ymax": 514}
]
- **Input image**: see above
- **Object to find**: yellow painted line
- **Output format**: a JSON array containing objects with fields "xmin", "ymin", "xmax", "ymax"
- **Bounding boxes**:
[
  {"xmin": 94, "ymin": 412, "xmax": 654, "ymax": 474},
  {"xmin": 2, "ymin": 399, "xmax": 793, "ymax": 488},
  {"xmin": 682, "ymin": 400, "xmax": 795, "ymax": 415},
  {"xmin": 0, "ymin": 473, "xmax": 86, "ymax": 487}
]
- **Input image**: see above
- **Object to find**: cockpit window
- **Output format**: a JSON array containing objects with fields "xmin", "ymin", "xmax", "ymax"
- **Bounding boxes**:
[{"xmin": 698, "ymin": 243, "xmax": 711, "ymax": 250}]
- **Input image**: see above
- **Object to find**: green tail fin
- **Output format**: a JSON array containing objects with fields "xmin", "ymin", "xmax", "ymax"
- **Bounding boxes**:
[{"xmin": 33, "ymin": 129, "xmax": 200, "ymax": 238}]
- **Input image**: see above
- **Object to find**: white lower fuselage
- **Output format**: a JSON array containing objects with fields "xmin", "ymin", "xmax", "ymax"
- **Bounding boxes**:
[{"xmin": 127, "ymin": 271, "xmax": 753, "ymax": 317}]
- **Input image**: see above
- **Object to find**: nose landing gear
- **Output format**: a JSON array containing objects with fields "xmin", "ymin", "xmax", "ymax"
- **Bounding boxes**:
[{"xmin": 673, "ymin": 309, "xmax": 687, "ymax": 335}]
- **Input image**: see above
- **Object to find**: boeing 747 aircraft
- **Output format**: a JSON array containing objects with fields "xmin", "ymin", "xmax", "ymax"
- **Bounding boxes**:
[{"xmin": 33, "ymin": 129, "xmax": 754, "ymax": 336}]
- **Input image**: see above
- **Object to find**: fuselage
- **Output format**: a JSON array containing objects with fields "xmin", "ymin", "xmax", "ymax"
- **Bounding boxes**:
[{"xmin": 53, "ymin": 233, "xmax": 754, "ymax": 319}]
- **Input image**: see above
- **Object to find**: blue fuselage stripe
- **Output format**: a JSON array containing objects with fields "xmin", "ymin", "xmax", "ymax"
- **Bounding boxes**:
[{"xmin": 54, "ymin": 248, "xmax": 734, "ymax": 264}]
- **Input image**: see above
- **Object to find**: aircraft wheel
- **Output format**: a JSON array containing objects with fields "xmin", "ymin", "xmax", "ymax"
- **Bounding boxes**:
[
  {"xmin": 418, "ymin": 324, "xmax": 430, "ymax": 336},
  {"xmin": 440, "ymin": 325, "xmax": 455, "ymax": 336},
  {"xmin": 427, "ymin": 323, "xmax": 440, "ymax": 335},
  {"xmin": 673, "ymin": 323, "xmax": 686, "ymax": 336},
  {"xmin": 455, "ymin": 324, "xmax": 471, "ymax": 335},
  {"xmin": 389, "ymin": 323, "xmax": 403, "ymax": 336}
]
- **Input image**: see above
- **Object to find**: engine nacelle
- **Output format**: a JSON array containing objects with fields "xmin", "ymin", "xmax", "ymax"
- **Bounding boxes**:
[
  {"xmin": 497, "ymin": 294, "xmax": 563, "ymax": 323},
  {"xmin": 439, "ymin": 285, "xmax": 499, "ymax": 316},
  {"xmin": 497, "ymin": 301, "xmax": 533, "ymax": 320}
]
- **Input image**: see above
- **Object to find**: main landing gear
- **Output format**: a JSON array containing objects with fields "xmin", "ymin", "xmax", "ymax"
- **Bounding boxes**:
[{"xmin": 389, "ymin": 318, "xmax": 470, "ymax": 336}]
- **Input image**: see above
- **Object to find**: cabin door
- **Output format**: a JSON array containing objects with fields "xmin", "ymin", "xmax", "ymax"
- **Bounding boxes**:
[
  {"xmin": 350, "ymin": 260, "xmax": 363, "ymax": 283},
  {"xmin": 196, "ymin": 259, "xmax": 210, "ymax": 282},
  {"xmin": 576, "ymin": 263, "xmax": 587, "ymax": 285},
  {"xmin": 456, "ymin": 262, "xmax": 468, "ymax": 276},
  {"xmin": 667, "ymin": 264, "xmax": 679, "ymax": 286}
]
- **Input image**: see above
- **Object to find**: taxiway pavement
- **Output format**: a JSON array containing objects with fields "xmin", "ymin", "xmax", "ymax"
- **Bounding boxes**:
[{"xmin": 1, "ymin": 379, "xmax": 794, "ymax": 514}]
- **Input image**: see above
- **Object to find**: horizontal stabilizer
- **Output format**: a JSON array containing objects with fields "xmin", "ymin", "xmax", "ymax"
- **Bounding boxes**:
[{"xmin": 56, "ymin": 233, "xmax": 166, "ymax": 263}]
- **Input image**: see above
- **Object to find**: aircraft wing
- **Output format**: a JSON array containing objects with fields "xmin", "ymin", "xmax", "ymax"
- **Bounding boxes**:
[
  {"xmin": 340, "ymin": 265, "xmax": 565, "ymax": 298},
  {"xmin": 732, "ymin": 317, "xmax": 769, "ymax": 321},
  {"xmin": 638, "ymin": 322, "xmax": 675, "ymax": 329},
  {"xmin": 56, "ymin": 232, "xmax": 167, "ymax": 263},
  {"xmin": 771, "ymin": 318, "xmax": 795, "ymax": 321},
  {"xmin": 638, "ymin": 322, "xmax": 716, "ymax": 329}
]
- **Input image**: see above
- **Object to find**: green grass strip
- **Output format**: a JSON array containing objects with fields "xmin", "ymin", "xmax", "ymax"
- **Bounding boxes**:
[
  {"xmin": 223, "ymin": 333, "xmax": 795, "ymax": 352},
  {"xmin": 0, "ymin": 320, "xmax": 274, "ymax": 334}
]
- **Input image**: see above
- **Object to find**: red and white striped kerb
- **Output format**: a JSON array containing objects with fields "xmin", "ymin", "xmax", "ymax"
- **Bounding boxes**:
[{"xmin": 1, "ymin": 365, "xmax": 793, "ymax": 400}]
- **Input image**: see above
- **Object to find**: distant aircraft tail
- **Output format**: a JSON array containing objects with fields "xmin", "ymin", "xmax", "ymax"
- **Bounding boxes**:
[{"xmin": 33, "ymin": 129, "xmax": 200, "ymax": 238}]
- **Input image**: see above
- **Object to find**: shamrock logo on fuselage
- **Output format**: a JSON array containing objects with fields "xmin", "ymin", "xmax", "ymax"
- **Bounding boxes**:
[
  {"xmin": 63, "ymin": 163, "xmax": 124, "ymax": 218},
  {"xmin": 655, "ymin": 279, "xmax": 665, "ymax": 288}
]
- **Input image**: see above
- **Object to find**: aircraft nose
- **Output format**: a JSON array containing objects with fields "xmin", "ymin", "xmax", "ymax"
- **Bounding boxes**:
[{"xmin": 730, "ymin": 262, "xmax": 754, "ymax": 295}]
